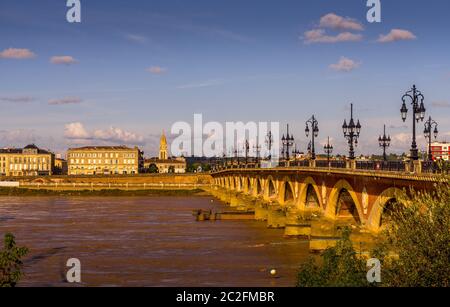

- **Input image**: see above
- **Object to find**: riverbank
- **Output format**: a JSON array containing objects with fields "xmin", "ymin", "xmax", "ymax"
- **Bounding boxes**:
[{"xmin": 0, "ymin": 187, "xmax": 209, "ymax": 197}]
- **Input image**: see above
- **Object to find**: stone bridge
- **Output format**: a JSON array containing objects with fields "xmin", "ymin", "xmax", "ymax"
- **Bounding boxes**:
[{"xmin": 209, "ymin": 167, "xmax": 442, "ymax": 247}]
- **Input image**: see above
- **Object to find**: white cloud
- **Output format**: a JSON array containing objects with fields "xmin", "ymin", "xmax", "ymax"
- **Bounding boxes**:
[
  {"xmin": 0, "ymin": 129, "xmax": 38, "ymax": 145},
  {"xmin": 64, "ymin": 122, "xmax": 90, "ymax": 139},
  {"xmin": 0, "ymin": 96, "xmax": 35, "ymax": 103},
  {"xmin": 50, "ymin": 55, "xmax": 78, "ymax": 65},
  {"xmin": 329, "ymin": 57, "xmax": 361, "ymax": 72},
  {"xmin": 93, "ymin": 127, "xmax": 144, "ymax": 143},
  {"xmin": 64, "ymin": 122, "xmax": 144, "ymax": 144},
  {"xmin": 126, "ymin": 34, "xmax": 147, "ymax": 43},
  {"xmin": 0, "ymin": 48, "xmax": 36, "ymax": 59},
  {"xmin": 49, "ymin": 97, "xmax": 83, "ymax": 105},
  {"xmin": 303, "ymin": 29, "xmax": 363, "ymax": 44},
  {"xmin": 319, "ymin": 13, "xmax": 364, "ymax": 31},
  {"xmin": 377, "ymin": 29, "xmax": 416, "ymax": 43},
  {"xmin": 146, "ymin": 66, "xmax": 167, "ymax": 74},
  {"xmin": 177, "ymin": 79, "xmax": 224, "ymax": 89}
]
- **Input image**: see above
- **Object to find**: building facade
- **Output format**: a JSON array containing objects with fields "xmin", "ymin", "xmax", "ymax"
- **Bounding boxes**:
[
  {"xmin": 0, "ymin": 144, "xmax": 55, "ymax": 176},
  {"xmin": 144, "ymin": 132, "xmax": 186, "ymax": 173},
  {"xmin": 67, "ymin": 146, "xmax": 143, "ymax": 175},
  {"xmin": 429, "ymin": 142, "xmax": 450, "ymax": 161}
]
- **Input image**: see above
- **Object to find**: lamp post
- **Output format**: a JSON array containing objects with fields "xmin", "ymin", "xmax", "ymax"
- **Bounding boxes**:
[
  {"xmin": 378, "ymin": 124, "xmax": 391, "ymax": 161},
  {"xmin": 324, "ymin": 136, "xmax": 333, "ymax": 165},
  {"xmin": 401, "ymin": 85, "xmax": 426, "ymax": 160},
  {"xmin": 281, "ymin": 124, "xmax": 294, "ymax": 161},
  {"xmin": 342, "ymin": 103, "xmax": 361, "ymax": 160},
  {"xmin": 243, "ymin": 139, "xmax": 250, "ymax": 166},
  {"xmin": 424, "ymin": 116, "xmax": 438, "ymax": 161},
  {"xmin": 292, "ymin": 144, "xmax": 301, "ymax": 162},
  {"xmin": 305, "ymin": 115, "xmax": 319, "ymax": 160},
  {"xmin": 253, "ymin": 143, "xmax": 261, "ymax": 166},
  {"xmin": 265, "ymin": 131, "xmax": 273, "ymax": 160}
]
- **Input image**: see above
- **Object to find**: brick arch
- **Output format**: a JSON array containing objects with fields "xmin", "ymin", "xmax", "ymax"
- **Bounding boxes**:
[
  {"xmin": 297, "ymin": 176, "xmax": 323, "ymax": 211},
  {"xmin": 254, "ymin": 177, "xmax": 263, "ymax": 196},
  {"xmin": 278, "ymin": 177, "xmax": 296, "ymax": 205},
  {"xmin": 325, "ymin": 179, "xmax": 363, "ymax": 222},
  {"xmin": 264, "ymin": 175, "xmax": 278, "ymax": 200},
  {"xmin": 228, "ymin": 176, "xmax": 234, "ymax": 189},
  {"xmin": 243, "ymin": 176, "xmax": 251, "ymax": 194},
  {"xmin": 366, "ymin": 187, "xmax": 405, "ymax": 232}
]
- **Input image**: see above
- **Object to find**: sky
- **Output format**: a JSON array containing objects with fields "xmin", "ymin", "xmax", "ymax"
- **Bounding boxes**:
[{"xmin": 1, "ymin": 0, "xmax": 450, "ymax": 157}]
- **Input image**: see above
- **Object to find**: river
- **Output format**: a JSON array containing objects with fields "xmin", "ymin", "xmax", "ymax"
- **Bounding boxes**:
[{"xmin": 0, "ymin": 196, "xmax": 310, "ymax": 287}]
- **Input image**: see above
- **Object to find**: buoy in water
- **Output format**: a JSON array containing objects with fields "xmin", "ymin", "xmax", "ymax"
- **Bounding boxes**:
[{"xmin": 270, "ymin": 269, "xmax": 277, "ymax": 277}]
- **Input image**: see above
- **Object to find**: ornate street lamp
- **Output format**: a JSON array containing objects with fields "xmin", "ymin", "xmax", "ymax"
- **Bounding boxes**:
[
  {"xmin": 342, "ymin": 103, "xmax": 361, "ymax": 160},
  {"xmin": 265, "ymin": 131, "xmax": 273, "ymax": 160},
  {"xmin": 424, "ymin": 116, "xmax": 438, "ymax": 161},
  {"xmin": 305, "ymin": 115, "xmax": 319, "ymax": 160},
  {"xmin": 378, "ymin": 124, "xmax": 391, "ymax": 161},
  {"xmin": 243, "ymin": 139, "xmax": 250, "ymax": 165},
  {"xmin": 281, "ymin": 124, "xmax": 294, "ymax": 161},
  {"xmin": 324, "ymin": 136, "xmax": 333, "ymax": 165},
  {"xmin": 292, "ymin": 144, "xmax": 301, "ymax": 161},
  {"xmin": 253, "ymin": 143, "xmax": 261, "ymax": 165},
  {"xmin": 401, "ymin": 84, "xmax": 426, "ymax": 160}
]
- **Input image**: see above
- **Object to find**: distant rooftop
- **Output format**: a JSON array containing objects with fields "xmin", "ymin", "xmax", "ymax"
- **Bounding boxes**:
[
  {"xmin": 68, "ymin": 146, "xmax": 138, "ymax": 151},
  {"xmin": 0, "ymin": 144, "xmax": 52, "ymax": 155}
]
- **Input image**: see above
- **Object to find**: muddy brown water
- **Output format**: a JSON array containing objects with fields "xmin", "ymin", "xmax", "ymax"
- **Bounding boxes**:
[{"xmin": 0, "ymin": 196, "xmax": 310, "ymax": 287}]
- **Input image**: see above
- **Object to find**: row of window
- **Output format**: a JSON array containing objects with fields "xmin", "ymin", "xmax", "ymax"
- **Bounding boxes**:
[
  {"xmin": 69, "ymin": 166, "xmax": 136, "ymax": 170},
  {"xmin": 0, "ymin": 156, "xmax": 47, "ymax": 163},
  {"xmin": 69, "ymin": 152, "xmax": 136, "ymax": 158},
  {"xmin": 2, "ymin": 164, "xmax": 50, "ymax": 171},
  {"xmin": 69, "ymin": 159, "xmax": 136, "ymax": 165}
]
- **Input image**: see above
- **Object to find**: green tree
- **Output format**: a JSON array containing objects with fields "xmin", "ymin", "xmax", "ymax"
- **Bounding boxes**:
[
  {"xmin": 147, "ymin": 164, "xmax": 159, "ymax": 173},
  {"xmin": 0, "ymin": 233, "xmax": 28, "ymax": 287},
  {"xmin": 380, "ymin": 179, "xmax": 450, "ymax": 287},
  {"xmin": 297, "ymin": 227, "xmax": 369, "ymax": 287}
]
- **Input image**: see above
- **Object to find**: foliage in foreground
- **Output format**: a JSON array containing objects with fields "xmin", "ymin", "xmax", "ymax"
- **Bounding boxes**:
[
  {"xmin": 0, "ymin": 233, "xmax": 28, "ymax": 287},
  {"xmin": 297, "ymin": 178, "xmax": 450, "ymax": 287}
]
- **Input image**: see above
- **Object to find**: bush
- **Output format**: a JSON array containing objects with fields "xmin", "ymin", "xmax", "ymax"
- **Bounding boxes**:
[
  {"xmin": 0, "ymin": 233, "xmax": 29, "ymax": 287},
  {"xmin": 297, "ymin": 228, "xmax": 369, "ymax": 287}
]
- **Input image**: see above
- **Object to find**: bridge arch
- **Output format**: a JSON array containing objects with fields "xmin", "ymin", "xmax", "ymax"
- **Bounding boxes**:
[
  {"xmin": 367, "ymin": 187, "xmax": 405, "ymax": 232},
  {"xmin": 243, "ymin": 176, "xmax": 251, "ymax": 194},
  {"xmin": 297, "ymin": 177, "xmax": 322, "ymax": 211},
  {"xmin": 325, "ymin": 179, "xmax": 363, "ymax": 223},
  {"xmin": 265, "ymin": 176, "xmax": 278, "ymax": 200},
  {"xmin": 254, "ymin": 177, "xmax": 263, "ymax": 196},
  {"xmin": 279, "ymin": 177, "xmax": 295, "ymax": 205}
]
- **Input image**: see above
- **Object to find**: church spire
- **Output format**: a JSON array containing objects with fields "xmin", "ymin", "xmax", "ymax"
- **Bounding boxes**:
[{"xmin": 159, "ymin": 130, "xmax": 168, "ymax": 160}]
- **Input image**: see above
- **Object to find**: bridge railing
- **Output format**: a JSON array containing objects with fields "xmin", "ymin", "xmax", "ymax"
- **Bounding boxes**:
[
  {"xmin": 421, "ymin": 161, "xmax": 449, "ymax": 174},
  {"xmin": 355, "ymin": 161, "xmax": 406, "ymax": 172},
  {"xmin": 212, "ymin": 159, "xmax": 449, "ymax": 175}
]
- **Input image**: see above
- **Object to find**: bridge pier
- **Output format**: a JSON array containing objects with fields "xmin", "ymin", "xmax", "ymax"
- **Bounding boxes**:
[
  {"xmin": 254, "ymin": 200, "xmax": 269, "ymax": 221},
  {"xmin": 266, "ymin": 204, "xmax": 286, "ymax": 229}
]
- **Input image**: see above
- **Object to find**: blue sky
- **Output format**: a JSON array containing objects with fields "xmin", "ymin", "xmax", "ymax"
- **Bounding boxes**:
[{"xmin": 1, "ymin": 0, "xmax": 449, "ymax": 157}]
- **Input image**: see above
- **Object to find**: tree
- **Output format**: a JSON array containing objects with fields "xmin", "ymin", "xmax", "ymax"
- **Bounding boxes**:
[
  {"xmin": 297, "ymin": 227, "xmax": 368, "ymax": 287},
  {"xmin": 147, "ymin": 164, "xmax": 159, "ymax": 174},
  {"xmin": 0, "ymin": 233, "xmax": 28, "ymax": 287},
  {"xmin": 380, "ymin": 179, "xmax": 450, "ymax": 287}
]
